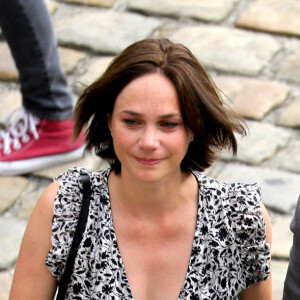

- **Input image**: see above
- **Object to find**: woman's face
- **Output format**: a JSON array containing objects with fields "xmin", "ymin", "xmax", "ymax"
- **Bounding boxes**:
[{"xmin": 108, "ymin": 73, "xmax": 194, "ymax": 183}]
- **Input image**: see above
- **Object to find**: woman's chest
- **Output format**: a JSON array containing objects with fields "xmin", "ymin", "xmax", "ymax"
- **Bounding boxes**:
[
  {"xmin": 71, "ymin": 212, "xmax": 242, "ymax": 300},
  {"xmin": 115, "ymin": 224, "xmax": 195, "ymax": 300}
]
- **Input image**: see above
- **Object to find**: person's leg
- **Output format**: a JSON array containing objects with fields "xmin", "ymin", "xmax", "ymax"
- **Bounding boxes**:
[
  {"xmin": 0, "ymin": 0, "xmax": 84, "ymax": 175},
  {"xmin": 0, "ymin": 0, "xmax": 72, "ymax": 120}
]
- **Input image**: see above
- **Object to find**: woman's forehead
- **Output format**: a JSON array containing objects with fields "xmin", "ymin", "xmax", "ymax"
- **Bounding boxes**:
[{"xmin": 114, "ymin": 73, "xmax": 180, "ymax": 113}]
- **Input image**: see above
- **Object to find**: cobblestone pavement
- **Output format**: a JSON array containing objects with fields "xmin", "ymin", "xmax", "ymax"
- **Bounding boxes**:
[{"xmin": 1, "ymin": 0, "xmax": 300, "ymax": 299}]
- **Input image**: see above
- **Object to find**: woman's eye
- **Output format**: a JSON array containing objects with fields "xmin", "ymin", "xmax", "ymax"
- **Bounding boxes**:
[
  {"xmin": 124, "ymin": 119, "xmax": 138, "ymax": 127},
  {"xmin": 160, "ymin": 122, "xmax": 178, "ymax": 129}
]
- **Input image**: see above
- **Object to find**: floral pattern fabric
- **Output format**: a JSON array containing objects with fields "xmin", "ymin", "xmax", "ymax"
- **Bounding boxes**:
[{"xmin": 46, "ymin": 167, "xmax": 270, "ymax": 299}]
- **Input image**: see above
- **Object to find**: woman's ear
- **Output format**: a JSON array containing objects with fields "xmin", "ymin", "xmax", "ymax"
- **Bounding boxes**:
[{"xmin": 189, "ymin": 131, "xmax": 195, "ymax": 143}]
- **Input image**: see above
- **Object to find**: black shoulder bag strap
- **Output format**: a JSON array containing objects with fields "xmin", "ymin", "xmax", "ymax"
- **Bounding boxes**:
[{"xmin": 56, "ymin": 174, "xmax": 92, "ymax": 300}]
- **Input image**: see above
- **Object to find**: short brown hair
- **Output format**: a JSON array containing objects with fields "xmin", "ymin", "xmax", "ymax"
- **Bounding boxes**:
[{"xmin": 74, "ymin": 38, "xmax": 246, "ymax": 173}]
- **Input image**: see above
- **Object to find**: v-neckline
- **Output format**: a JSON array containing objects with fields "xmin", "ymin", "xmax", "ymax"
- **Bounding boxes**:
[{"xmin": 103, "ymin": 169, "xmax": 202, "ymax": 300}]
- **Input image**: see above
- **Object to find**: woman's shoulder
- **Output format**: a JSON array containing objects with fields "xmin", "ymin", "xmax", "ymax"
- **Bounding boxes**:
[
  {"xmin": 191, "ymin": 169, "xmax": 261, "ymax": 203},
  {"xmin": 192, "ymin": 170, "xmax": 264, "ymax": 231},
  {"xmin": 192, "ymin": 170, "xmax": 270, "ymax": 286},
  {"xmin": 54, "ymin": 166, "xmax": 110, "ymax": 182},
  {"xmin": 53, "ymin": 166, "xmax": 110, "ymax": 193},
  {"xmin": 46, "ymin": 167, "xmax": 111, "ymax": 280}
]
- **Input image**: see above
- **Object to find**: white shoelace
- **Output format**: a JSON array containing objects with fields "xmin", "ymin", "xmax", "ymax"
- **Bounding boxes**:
[{"xmin": 0, "ymin": 107, "xmax": 40, "ymax": 156}]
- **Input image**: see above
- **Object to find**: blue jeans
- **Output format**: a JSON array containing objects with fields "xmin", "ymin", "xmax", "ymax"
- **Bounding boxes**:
[{"xmin": 0, "ymin": 0, "xmax": 73, "ymax": 121}]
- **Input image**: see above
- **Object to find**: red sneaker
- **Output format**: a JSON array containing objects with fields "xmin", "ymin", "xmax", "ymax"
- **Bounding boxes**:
[{"xmin": 0, "ymin": 107, "xmax": 84, "ymax": 175}]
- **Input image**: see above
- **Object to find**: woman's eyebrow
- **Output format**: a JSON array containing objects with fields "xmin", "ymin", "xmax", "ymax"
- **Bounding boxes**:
[
  {"xmin": 160, "ymin": 113, "xmax": 181, "ymax": 119},
  {"xmin": 120, "ymin": 110, "xmax": 181, "ymax": 118},
  {"xmin": 120, "ymin": 110, "xmax": 140, "ymax": 116}
]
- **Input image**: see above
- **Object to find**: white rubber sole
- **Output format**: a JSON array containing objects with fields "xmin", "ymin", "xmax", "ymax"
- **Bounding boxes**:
[{"xmin": 0, "ymin": 146, "xmax": 85, "ymax": 176}]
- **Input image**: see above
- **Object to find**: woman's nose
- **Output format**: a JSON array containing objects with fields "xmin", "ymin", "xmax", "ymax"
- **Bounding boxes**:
[{"xmin": 138, "ymin": 127, "xmax": 160, "ymax": 150}]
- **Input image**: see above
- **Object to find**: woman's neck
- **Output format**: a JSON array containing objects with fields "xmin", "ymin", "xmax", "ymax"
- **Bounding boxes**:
[{"xmin": 108, "ymin": 169, "xmax": 198, "ymax": 220}]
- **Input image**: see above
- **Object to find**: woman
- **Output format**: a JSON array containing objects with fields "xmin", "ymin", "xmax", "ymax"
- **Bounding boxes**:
[{"xmin": 9, "ymin": 39, "xmax": 272, "ymax": 299}]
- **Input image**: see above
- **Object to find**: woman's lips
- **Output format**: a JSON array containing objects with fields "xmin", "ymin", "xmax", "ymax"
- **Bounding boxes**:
[{"xmin": 135, "ymin": 157, "xmax": 163, "ymax": 166}]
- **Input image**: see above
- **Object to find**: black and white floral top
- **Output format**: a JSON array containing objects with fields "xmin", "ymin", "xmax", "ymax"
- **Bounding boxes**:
[{"xmin": 46, "ymin": 167, "xmax": 270, "ymax": 300}]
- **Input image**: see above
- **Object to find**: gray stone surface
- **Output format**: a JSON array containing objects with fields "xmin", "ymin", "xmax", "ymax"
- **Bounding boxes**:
[
  {"xmin": 0, "ymin": 43, "xmax": 18, "ymax": 81},
  {"xmin": 0, "ymin": 91, "xmax": 22, "ymax": 124},
  {"xmin": 236, "ymin": 0, "xmax": 300, "ymax": 36},
  {"xmin": 271, "ymin": 215, "xmax": 293, "ymax": 259},
  {"xmin": 46, "ymin": 0, "xmax": 58, "ymax": 13},
  {"xmin": 217, "ymin": 164, "xmax": 300, "ymax": 213},
  {"xmin": 58, "ymin": 47, "xmax": 86, "ymax": 75},
  {"xmin": 220, "ymin": 121, "xmax": 291, "ymax": 164},
  {"xmin": 276, "ymin": 139, "xmax": 300, "ymax": 174},
  {"xmin": 63, "ymin": 0, "xmax": 116, "ymax": 7},
  {"xmin": 277, "ymin": 98, "xmax": 300, "ymax": 128},
  {"xmin": 214, "ymin": 76, "xmax": 289, "ymax": 120},
  {"xmin": 55, "ymin": 10, "xmax": 162, "ymax": 54},
  {"xmin": 169, "ymin": 26, "xmax": 281, "ymax": 76},
  {"xmin": 0, "ymin": 270, "xmax": 13, "ymax": 300},
  {"xmin": 0, "ymin": 217, "xmax": 27, "ymax": 269},
  {"xmin": 277, "ymin": 48, "xmax": 300, "ymax": 84},
  {"xmin": 0, "ymin": 176, "xmax": 28, "ymax": 213},
  {"xmin": 77, "ymin": 56, "xmax": 114, "ymax": 86},
  {"xmin": 128, "ymin": 0, "xmax": 239, "ymax": 22},
  {"xmin": 74, "ymin": 56, "xmax": 114, "ymax": 94},
  {"xmin": 17, "ymin": 179, "xmax": 50, "ymax": 220},
  {"xmin": 272, "ymin": 260, "xmax": 289, "ymax": 300},
  {"xmin": 34, "ymin": 153, "xmax": 103, "ymax": 180}
]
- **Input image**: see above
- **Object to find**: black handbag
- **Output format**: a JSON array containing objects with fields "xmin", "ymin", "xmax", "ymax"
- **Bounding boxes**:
[{"xmin": 56, "ymin": 174, "xmax": 92, "ymax": 300}]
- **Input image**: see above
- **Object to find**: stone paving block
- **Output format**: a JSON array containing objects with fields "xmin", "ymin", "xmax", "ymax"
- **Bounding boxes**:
[
  {"xmin": 55, "ymin": 10, "xmax": 162, "ymax": 54},
  {"xmin": 220, "ymin": 121, "xmax": 291, "ymax": 165},
  {"xmin": 276, "ymin": 98, "xmax": 300, "ymax": 128},
  {"xmin": 214, "ymin": 76, "xmax": 289, "ymax": 120},
  {"xmin": 277, "ymin": 48, "xmax": 300, "ymax": 84},
  {"xmin": 169, "ymin": 26, "xmax": 280, "ymax": 76},
  {"xmin": 0, "ymin": 270, "xmax": 13, "ymax": 300},
  {"xmin": 236, "ymin": 0, "xmax": 300, "ymax": 37},
  {"xmin": 58, "ymin": 47, "xmax": 86, "ymax": 74},
  {"xmin": 0, "ymin": 91, "xmax": 22, "ymax": 122},
  {"xmin": 0, "ymin": 176, "xmax": 28, "ymax": 214},
  {"xmin": 0, "ymin": 43, "xmax": 18, "ymax": 82},
  {"xmin": 17, "ymin": 178, "xmax": 50, "ymax": 220},
  {"xmin": 128, "ymin": 0, "xmax": 239, "ymax": 23},
  {"xmin": 276, "ymin": 139, "xmax": 300, "ymax": 174},
  {"xmin": 78, "ymin": 56, "xmax": 114, "ymax": 86},
  {"xmin": 34, "ymin": 154, "xmax": 103, "ymax": 180},
  {"xmin": 272, "ymin": 260, "xmax": 289, "ymax": 300},
  {"xmin": 271, "ymin": 215, "xmax": 293, "ymax": 259},
  {"xmin": 0, "ymin": 217, "xmax": 27, "ymax": 269},
  {"xmin": 74, "ymin": 56, "xmax": 114, "ymax": 94},
  {"xmin": 216, "ymin": 164, "xmax": 300, "ymax": 213},
  {"xmin": 63, "ymin": 0, "xmax": 116, "ymax": 7},
  {"xmin": 19, "ymin": 157, "xmax": 108, "ymax": 219},
  {"xmin": 204, "ymin": 161, "xmax": 226, "ymax": 179},
  {"xmin": 46, "ymin": 0, "xmax": 58, "ymax": 13}
]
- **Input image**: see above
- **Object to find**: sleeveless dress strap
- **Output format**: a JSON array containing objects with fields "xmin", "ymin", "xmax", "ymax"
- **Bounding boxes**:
[{"xmin": 56, "ymin": 174, "xmax": 91, "ymax": 300}]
